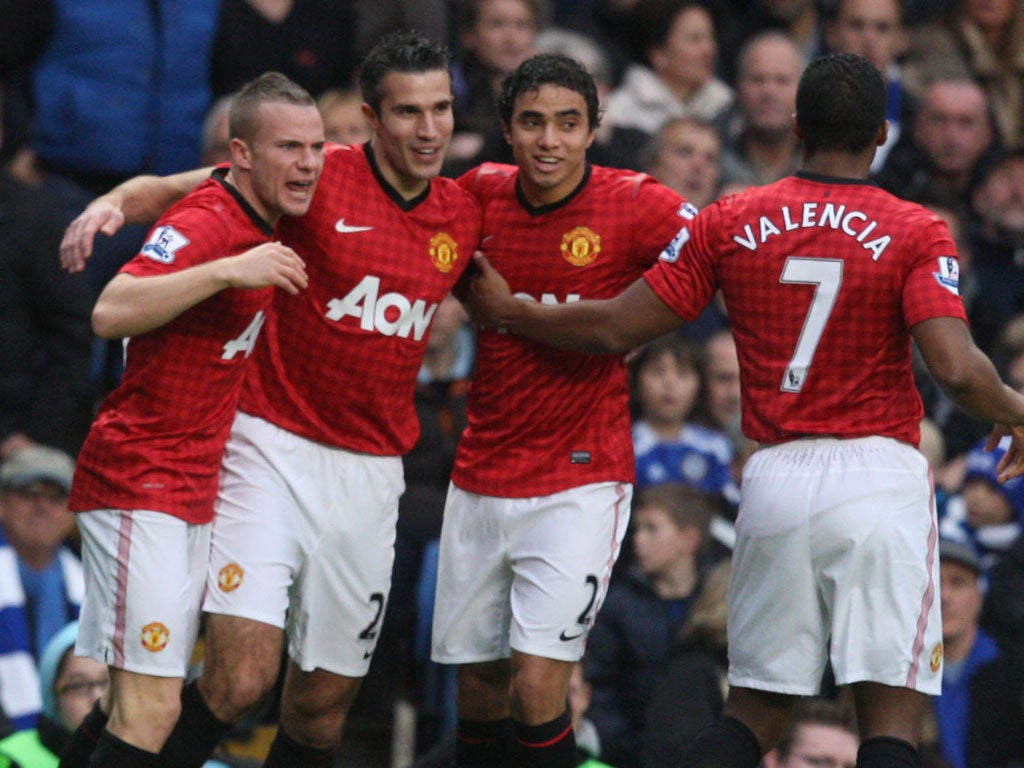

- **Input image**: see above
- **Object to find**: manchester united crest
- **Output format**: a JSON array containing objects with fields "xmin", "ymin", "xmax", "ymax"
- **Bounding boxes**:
[
  {"xmin": 140, "ymin": 622, "xmax": 170, "ymax": 653},
  {"xmin": 561, "ymin": 227, "xmax": 601, "ymax": 267},
  {"xmin": 218, "ymin": 563, "xmax": 244, "ymax": 593},
  {"xmin": 930, "ymin": 642, "xmax": 943, "ymax": 673},
  {"xmin": 429, "ymin": 232, "xmax": 459, "ymax": 273}
]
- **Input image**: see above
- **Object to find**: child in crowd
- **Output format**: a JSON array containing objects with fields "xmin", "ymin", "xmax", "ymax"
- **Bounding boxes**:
[
  {"xmin": 629, "ymin": 333, "xmax": 738, "ymax": 553},
  {"xmin": 941, "ymin": 436, "xmax": 1024, "ymax": 574},
  {"xmin": 630, "ymin": 333, "xmax": 737, "ymax": 500},
  {"xmin": 584, "ymin": 483, "xmax": 715, "ymax": 768}
]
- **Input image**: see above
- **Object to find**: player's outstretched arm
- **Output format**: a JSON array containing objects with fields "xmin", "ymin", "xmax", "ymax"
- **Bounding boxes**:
[
  {"xmin": 468, "ymin": 252, "xmax": 684, "ymax": 354},
  {"xmin": 60, "ymin": 168, "xmax": 213, "ymax": 273},
  {"xmin": 91, "ymin": 242, "xmax": 308, "ymax": 339},
  {"xmin": 914, "ymin": 315, "xmax": 1024, "ymax": 480}
]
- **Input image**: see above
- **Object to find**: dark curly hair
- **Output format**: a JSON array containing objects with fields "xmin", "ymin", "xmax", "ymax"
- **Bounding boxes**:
[
  {"xmin": 796, "ymin": 53, "xmax": 887, "ymax": 156},
  {"xmin": 498, "ymin": 53, "xmax": 601, "ymax": 130}
]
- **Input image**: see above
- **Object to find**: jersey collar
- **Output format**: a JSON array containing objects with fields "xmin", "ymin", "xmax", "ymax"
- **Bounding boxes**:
[
  {"xmin": 211, "ymin": 167, "xmax": 275, "ymax": 236},
  {"xmin": 363, "ymin": 143, "xmax": 432, "ymax": 212},
  {"xmin": 515, "ymin": 163, "xmax": 592, "ymax": 217}
]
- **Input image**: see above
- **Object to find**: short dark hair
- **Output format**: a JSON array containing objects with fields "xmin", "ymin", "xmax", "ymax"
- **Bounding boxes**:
[
  {"xmin": 230, "ymin": 72, "xmax": 316, "ymax": 142},
  {"xmin": 358, "ymin": 30, "xmax": 452, "ymax": 114},
  {"xmin": 498, "ymin": 53, "xmax": 601, "ymax": 130},
  {"xmin": 796, "ymin": 53, "xmax": 886, "ymax": 156}
]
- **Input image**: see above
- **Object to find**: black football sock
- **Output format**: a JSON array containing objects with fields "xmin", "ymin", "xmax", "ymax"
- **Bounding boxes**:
[
  {"xmin": 159, "ymin": 680, "xmax": 236, "ymax": 768},
  {"xmin": 454, "ymin": 717, "xmax": 513, "ymax": 767},
  {"xmin": 88, "ymin": 730, "xmax": 160, "ymax": 768},
  {"xmin": 58, "ymin": 700, "xmax": 108, "ymax": 768},
  {"xmin": 262, "ymin": 727, "xmax": 337, "ymax": 768},
  {"xmin": 509, "ymin": 710, "xmax": 576, "ymax": 768}
]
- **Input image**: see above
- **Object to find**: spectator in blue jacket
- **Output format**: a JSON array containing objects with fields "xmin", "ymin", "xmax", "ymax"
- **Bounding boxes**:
[{"xmin": 931, "ymin": 538, "xmax": 1024, "ymax": 768}]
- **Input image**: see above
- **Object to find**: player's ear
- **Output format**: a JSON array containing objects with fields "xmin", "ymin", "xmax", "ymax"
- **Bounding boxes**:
[
  {"xmin": 876, "ymin": 120, "xmax": 889, "ymax": 148},
  {"xmin": 230, "ymin": 137, "xmax": 253, "ymax": 170},
  {"xmin": 361, "ymin": 102, "xmax": 379, "ymax": 126}
]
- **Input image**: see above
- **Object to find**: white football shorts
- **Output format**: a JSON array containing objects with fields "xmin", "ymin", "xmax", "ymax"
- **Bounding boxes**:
[
  {"xmin": 431, "ymin": 481, "xmax": 631, "ymax": 664},
  {"xmin": 203, "ymin": 412, "xmax": 404, "ymax": 677},
  {"xmin": 727, "ymin": 435, "xmax": 942, "ymax": 695},
  {"xmin": 76, "ymin": 509, "xmax": 210, "ymax": 677}
]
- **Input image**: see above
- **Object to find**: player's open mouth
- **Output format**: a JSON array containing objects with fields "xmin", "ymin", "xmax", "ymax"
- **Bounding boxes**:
[{"xmin": 533, "ymin": 156, "xmax": 561, "ymax": 171}]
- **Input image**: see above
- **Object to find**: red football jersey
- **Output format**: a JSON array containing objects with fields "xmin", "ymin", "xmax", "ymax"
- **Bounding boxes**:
[
  {"xmin": 70, "ymin": 174, "xmax": 275, "ymax": 522},
  {"xmin": 241, "ymin": 144, "xmax": 482, "ymax": 454},
  {"xmin": 452, "ymin": 163, "xmax": 692, "ymax": 497},
  {"xmin": 645, "ymin": 173, "xmax": 968, "ymax": 447}
]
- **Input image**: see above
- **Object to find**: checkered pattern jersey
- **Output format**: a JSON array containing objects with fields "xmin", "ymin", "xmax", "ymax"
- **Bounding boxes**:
[
  {"xmin": 70, "ymin": 175, "xmax": 275, "ymax": 522},
  {"xmin": 241, "ymin": 143, "xmax": 482, "ymax": 454},
  {"xmin": 451, "ymin": 163, "xmax": 691, "ymax": 497},
  {"xmin": 646, "ymin": 173, "xmax": 968, "ymax": 446}
]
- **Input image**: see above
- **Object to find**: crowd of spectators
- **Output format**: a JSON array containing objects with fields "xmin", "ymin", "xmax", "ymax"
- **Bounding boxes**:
[{"xmin": 3, "ymin": 0, "xmax": 1024, "ymax": 766}]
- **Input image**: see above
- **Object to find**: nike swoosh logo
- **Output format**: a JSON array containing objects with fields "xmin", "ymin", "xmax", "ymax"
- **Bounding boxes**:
[
  {"xmin": 559, "ymin": 630, "xmax": 583, "ymax": 642},
  {"xmin": 335, "ymin": 219, "xmax": 374, "ymax": 233}
]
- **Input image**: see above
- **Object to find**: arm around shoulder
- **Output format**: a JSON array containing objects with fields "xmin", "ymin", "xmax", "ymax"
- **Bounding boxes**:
[
  {"xmin": 469, "ymin": 253, "xmax": 684, "ymax": 353},
  {"xmin": 61, "ymin": 168, "xmax": 213, "ymax": 273}
]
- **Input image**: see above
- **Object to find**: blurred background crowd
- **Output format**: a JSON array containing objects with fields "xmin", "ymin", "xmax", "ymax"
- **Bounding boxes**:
[{"xmin": 2, "ymin": 0, "xmax": 1024, "ymax": 766}]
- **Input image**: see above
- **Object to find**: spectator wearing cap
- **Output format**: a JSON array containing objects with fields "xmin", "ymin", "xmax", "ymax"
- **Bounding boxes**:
[
  {"xmin": 940, "ymin": 435, "xmax": 1024, "ymax": 573},
  {"xmin": 0, "ymin": 446, "xmax": 83, "ymax": 732},
  {"xmin": 928, "ymin": 537, "xmax": 1024, "ymax": 768},
  {"xmin": 0, "ymin": 621, "xmax": 108, "ymax": 768}
]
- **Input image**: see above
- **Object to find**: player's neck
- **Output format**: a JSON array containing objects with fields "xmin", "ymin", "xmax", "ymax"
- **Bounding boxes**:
[
  {"xmin": 225, "ymin": 168, "xmax": 280, "ymax": 226},
  {"xmin": 801, "ymin": 150, "xmax": 873, "ymax": 181}
]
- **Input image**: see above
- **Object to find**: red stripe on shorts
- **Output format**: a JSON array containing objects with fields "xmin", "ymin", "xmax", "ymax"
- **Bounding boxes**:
[{"xmin": 112, "ymin": 512, "xmax": 134, "ymax": 667}]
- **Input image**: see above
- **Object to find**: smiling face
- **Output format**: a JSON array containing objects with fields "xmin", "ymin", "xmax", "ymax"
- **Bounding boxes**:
[
  {"xmin": 365, "ymin": 69, "xmax": 454, "ymax": 199},
  {"xmin": 503, "ymin": 83, "xmax": 595, "ymax": 207},
  {"xmin": 234, "ymin": 100, "xmax": 325, "ymax": 223}
]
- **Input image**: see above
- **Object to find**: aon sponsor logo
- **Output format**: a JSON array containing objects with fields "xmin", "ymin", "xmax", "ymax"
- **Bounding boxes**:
[{"xmin": 326, "ymin": 275, "xmax": 438, "ymax": 341}]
